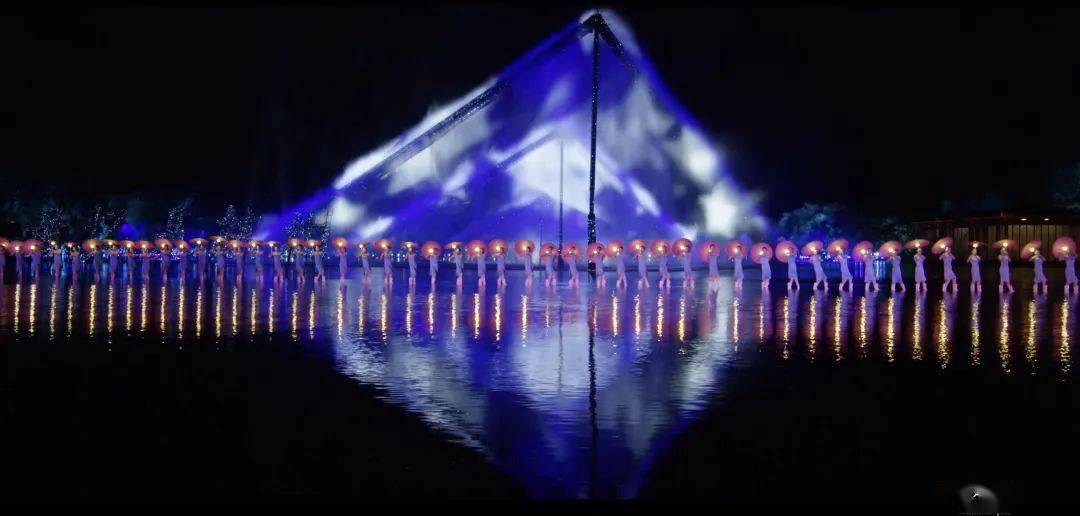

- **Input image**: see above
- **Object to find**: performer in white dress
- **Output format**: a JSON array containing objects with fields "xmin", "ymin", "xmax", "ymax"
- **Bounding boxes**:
[
  {"xmin": 889, "ymin": 251, "xmax": 905, "ymax": 292},
  {"xmin": 1031, "ymin": 249, "xmax": 1048, "ymax": 294},
  {"xmin": 312, "ymin": 243, "xmax": 326, "ymax": 283},
  {"xmin": 941, "ymin": 247, "xmax": 957, "ymax": 293},
  {"xmin": 836, "ymin": 250, "xmax": 853, "ymax": 292},
  {"xmin": 1065, "ymin": 249, "xmax": 1078, "ymax": 295},
  {"xmin": 271, "ymin": 244, "xmax": 284, "ymax": 283},
  {"xmin": 998, "ymin": 248, "xmax": 1014, "ymax": 293},
  {"xmin": 862, "ymin": 250, "xmax": 878, "ymax": 292},
  {"xmin": 731, "ymin": 246, "xmax": 744, "ymax": 290},
  {"xmin": 811, "ymin": 251, "xmax": 828, "ymax": 291},
  {"xmin": 913, "ymin": 248, "xmax": 927, "ymax": 291},
  {"xmin": 967, "ymin": 247, "xmax": 982, "ymax": 292}
]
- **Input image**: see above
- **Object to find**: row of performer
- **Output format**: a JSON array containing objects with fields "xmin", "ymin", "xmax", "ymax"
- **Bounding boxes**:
[{"xmin": 0, "ymin": 235, "xmax": 1077, "ymax": 294}]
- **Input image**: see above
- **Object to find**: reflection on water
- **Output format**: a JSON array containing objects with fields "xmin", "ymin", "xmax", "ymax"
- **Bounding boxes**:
[{"xmin": 1, "ymin": 272, "xmax": 1077, "ymax": 498}]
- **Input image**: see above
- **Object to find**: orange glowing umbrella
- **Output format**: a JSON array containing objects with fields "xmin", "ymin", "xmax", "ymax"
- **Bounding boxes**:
[
  {"xmin": 188, "ymin": 237, "xmax": 207, "ymax": 247},
  {"xmin": 63, "ymin": 242, "xmax": 76, "ymax": 249},
  {"xmin": 0, "ymin": 237, "xmax": 7, "ymax": 249},
  {"xmin": 466, "ymin": 240, "xmax": 486, "ymax": 258},
  {"xmin": 23, "ymin": 239, "xmax": 42, "ymax": 254},
  {"xmin": 878, "ymin": 241, "xmax": 901, "ymax": 256},
  {"xmin": 968, "ymin": 240, "xmax": 984, "ymax": 251},
  {"xmin": 265, "ymin": 240, "xmax": 279, "ymax": 249},
  {"xmin": 1021, "ymin": 240, "xmax": 1041, "ymax": 260},
  {"xmin": 82, "ymin": 239, "xmax": 99, "ymax": 253},
  {"xmin": 421, "ymin": 241, "xmax": 441, "ymax": 258},
  {"xmin": 650, "ymin": 239, "xmax": 670, "ymax": 257},
  {"xmin": 331, "ymin": 237, "xmax": 348, "ymax": 250},
  {"xmin": 932, "ymin": 237, "xmax": 953, "ymax": 254},
  {"xmin": 118, "ymin": 240, "xmax": 134, "ymax": 251},
  {"xmin": 9, "ymin": 241, "xmax": 22, "ymax": 255},
  {"xmin": 801, "ymin": 240, "xmax": 824, "ymax": 256},
  {"xmin": 672, "ymin": 238, "xmax": 693, "ymax": 257},
  {"xmin": 488, "ymin": 239, "xmax": 508, "ymax": 257},
  {"xmin": 561, "ymin": 242, "xmax": 581, "ymax": 260},
  {"xmin": 374, "ymin": 238, "xmax": 393, "ymax": 254},
  {"xmin": 993, "ymin": 239, "xmax": 1016, "ymax": 252},
  {"xmin": 101, "ymin": 239, "xmax": 117, "ymax": 248},
  {"xmin": 155, "ymin": 238, "xmax": 172, "ymax": 251},
  {"xmin": 605, "ymin": 239, "xmax": 624, "ymax": 258},
  {"xmin": 135, "ymin": 240, "xmax": 152, "ymax": 253},
  {"xmin": 628, "ymin": 239, "xmax": 647, "ymax": 257},
  {"xmin": 227, "ymin": 239, "xmax": 245, "ymax": 251},
  {"xmin": 853, "ymin": 241, "xmax": 874, "ymax": 259},
  {"xmin": 826, "ymin": 239, "xmax": 849, "ymax": 256},
  {"xmin": 174, "ymin": 239, "xmax": 188, "ymax": 250},
  {"xmin": 1053, "ymin": 237, "xmax": 1076, "ymax": 260},
  {"xmin": 775, "ymin": 241, "xmax": 797, "ymax": 263},
  {"xmin": 444, "ymin": 241, "xmax": 462, "ymax": 254},
  {"xmin": 248, "ymin": 240, "xmax": 261, "ymax": 249},
  {"xmin": 540, "ymin": 242, "xmax": 557, "ymax": 257},
  {"xmin": 515, "ymin": 239, "xmax": 536, "ymax": 258},
  {"xmin": 905, "ymin": 239, "xmax": 929, "ymax": 250},
  {"xmin": 209, "ymin": 235, "xmax": 226, "ymax": 246},
  {"xmin": 586, "ymin": 242, "xmax": 605, "ymax": 261},
  {"xmin": 750, "ymin": 242, "xmax": 773, "ymax": 264},
  {"xmin": 718, "ymin": 240, "xmax": 739, "ymax": 260},
  {"xmin": 287, "ymin": 237, "xmax": 302, "ymax": 248},
  {"xmin": 306, "ymin": 239, "xmax": 321, "ymax": 249}
]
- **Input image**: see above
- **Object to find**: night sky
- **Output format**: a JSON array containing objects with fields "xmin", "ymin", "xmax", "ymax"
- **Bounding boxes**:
[{"xmin": 3, "ymin": 4, "xmax": 1078, "ymax": 221}]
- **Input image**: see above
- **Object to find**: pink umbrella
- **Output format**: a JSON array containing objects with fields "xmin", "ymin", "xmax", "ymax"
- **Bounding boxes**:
[
  {"xmin": 775, "ymin": 240, "xmax": 797, "ymax": 263},
  {"xmin": 801, "ymin": 240, "xmax": 824, "ymax": 256},
  {"xmin": 993, "ymin": 239, "xmax": 1017, "ymax": 252},
  {"xmin": 721, "ymin": 240, "xmax": 741, "ymax": 260},
  {"xmin": 605, "ymin": 239, "xmax": 624, "ymax": 258},
  {"xmin": 628, "ymin": 239, "xmax": 647, "ymax": 257},
  {"xmin": 650, "ymin": 239, "xmax": 670, "ymax": 257},
  {"xmin": 586, "ymin": 242, "xmax": 606, "ymax": 261},
  {"xmin": 932, "ymin": 237, "xmax": 953, "ymax": 254},
  {"xmin": 466, "ymin": 240, "xmax": 486, "ymax": 258},
  {"xmin": 540, "ymin": 242, "xmax": 558, "ymax": 257},
  {"xmin": 1053, "ymin": 236, "xmax": 1076, "ymax": 260},
  {"xmin": 905, "ymin": 239, "xmax": 929, "ymax": 250},
  {"xmin": 878, "ymin": 241, "xmax": 901, "ymax": 256},
  {"xmin": 1021, "ymin": 240, "xmax": 1041, "ymax": 260},
  {"xmin": 561, "ymin": 242, "xmax": 581, "ymax": 260},
  {"xmin": 853, "ymin": 241, "xmax": 874, "ymax": 259},
  {"xmin": 421, "ymin": 241, "xmax": 441, "ymax": 258},
  {"xmin": 515, "ymin": 239, "xmax": 535, "ymax": 258},
  {"xmin": 488, "ymin": 239, "xmax": 508, "ymax": 257},
  {"xmin": 672, "ymin": 238, "xmax": 693, "ymax": 258},
  {"xmin": 827, "ymin": 239, "xmax": 849, "ymax": 256},
  {"xmin": 750, "ymin": 243, "xmax": 773, "ymax": 264}
]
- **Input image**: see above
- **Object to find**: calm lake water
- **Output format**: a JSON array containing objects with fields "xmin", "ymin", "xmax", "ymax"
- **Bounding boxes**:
[{"xmin": 1, "ymin": 265, "xmax": 1076, "ymax": 500}]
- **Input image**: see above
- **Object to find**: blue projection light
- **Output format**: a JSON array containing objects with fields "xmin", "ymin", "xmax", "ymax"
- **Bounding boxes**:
[{"xmin": 260, "ymin": 10, "xmax": 764, "ymax": 244}]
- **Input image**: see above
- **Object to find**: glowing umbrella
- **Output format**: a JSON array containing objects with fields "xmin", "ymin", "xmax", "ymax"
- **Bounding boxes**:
[
  {"xmin": 672, "ymin": 238, "xmax": 693, "ymax": 257},
  {"xmin": 628, "ymin": 239, "xmax": 647, "ymax": 257},
  {"xmin": 828, "ymin": 239, "xmax": 850, "ymax": 256},
  {"xmin": 650, "ymin": 239, "xmax": 670, "ymax": 257},
  {"xmin": 1053, "ymin": 236, "xmax": 1076, "ymax": 260},
  {"xmin": 720, "ymin": 240, "xmax": 741, "ymax": 260},
  {"xmin": 586, "ymin": 242, "xmax": 605, "ymax": 260},
  {"xmin": 209, "ymin": 236, "xmax": 226, "ymax": 246},
  {"xmin": 23, "ymin": 239, "xmax": 42, "ymax": 254},
  {"xmin": 775, "ymin": 240, "xmax": 797, "ymax": 263},
  {"xmin": 9, "ymin": 241, "xmax": 22, "ymax": 255},
  {"xmin": 306, "ymin": 239, "xmax": 321, "ymax": 249},
  {"xmin": 853, "ymin": 241, "xmax": 874, "ymax": 258},
  {"xmin": 174, "ymin": 240, "xmax": 188, "ymax": 250},
  {"xmin": 421, "ymin": 241, "xmax": 441, "ymax": 258},
  {"xmin": 265, "ymin": 241, "xmax": 279, "ymax": 249},
  {"xmin": 488, "ymin": 239, "xmax": 508, "ymax": 257},
  {"xmin": 1021, "ymin": 240, "xmax": 1041, "ymax": 260},
  {"xmin": 82, "ymin": 239, "xmax": 99, "ymax": 253},
  {"xmin": 63, "ymin": 242, "xmax": 76, "ymax": 249},
  {"xmin": 605, "ymin": 239, "xmax": 624, "ymax": 258},
  {"xmin": 905, "ymin": 239, "xmax": 929, "ymax": 250},
  {"xmin": 374, "ymin": 238, "xmax": 393, "ymax": 254},
  {"xmin": 102, "ymin": 239, "xmax": 117, "ymax": 248},
  {"xmin": 750, "ymin": 242, "xmax": 773, "ymax": 264},
  {"xmin": 188, "ymin": 237, "xmax": 207, "ymax": 247},
  {"xmin": 444, "ymin": 241, "xmax": 462, "ymax": 254},
  {"xmin": 155, "ymin": 238, "xmax": 172, "ymax": 251},
  {"xmin": 331, "ymin": 237, "xmax": 348, "ymax": 250},
  {"xmin": 993, "ymin": 239, "xmax": 1016, "ymax": 252},
  {"xmin": 0, "ymin": 237, "xmax": 7, "ymax": 249},
  {"xmin": 932, "ymin": 237, "xmax": 953, "ymax": 254},
  {"xmin": 969, "ymin": 240, "xmax": 984, "ymax": 251},
  {"xmin": 135, "ymin": 240, "xmax": 152, "ymax": 252},
  {"xmin": 118, "ymin": 240, "xmax": 134, "ymax": 251},
  {"xmin": 540, "ymin": 242, "xmax": 557, "ymax": 257},
  {"xmin": 878, "ymin": 241, "xmax": 901, "ymax": 256},
  {"xmin": 466, "ymin": 240, "xmax": 486, "ymax": 258},
  {"xmin": 515, "ymin": 239, "xmax": 536, "ymax": 258},
  {"xmin": 356, "ymin": 241, "xmax": 369, "ymax": 253},
  {"xmin": 561, "ymin": 242, "xmax": 581, "ymax": 260},
  {"xmin": 801, "ymin": 240, "xmax": 824, "ymax": 256},
  {"xmin": 248, "ymin": 240, "xmax": 261, "ymax": 249},
  {"xmin": 228, "ymin": 239, "xmax": 246, "ymax": 251}
]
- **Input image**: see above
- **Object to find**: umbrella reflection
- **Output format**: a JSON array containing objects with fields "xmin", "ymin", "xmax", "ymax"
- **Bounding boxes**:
[
  {"xmin": 970, "ymin": 296, "xmax": 981, "ymax": 366},
  {"xmin": 999, "ymin": 294, "xmax": 1012, "ymax": 374},
  {"xmin": 911, "ymin": 292, "xmax": 925, "ymax": 361}
]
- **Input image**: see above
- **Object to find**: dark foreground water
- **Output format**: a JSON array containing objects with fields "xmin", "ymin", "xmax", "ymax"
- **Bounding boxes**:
[{"xmin": 1, "ymin": 266, "xmax": 1078, "ymax": 508}]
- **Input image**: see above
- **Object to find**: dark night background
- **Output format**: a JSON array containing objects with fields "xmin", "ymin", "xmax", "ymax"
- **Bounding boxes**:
[{"xmin": 2, "ymin": 3, "xmax": 1079, "ymax": 231}]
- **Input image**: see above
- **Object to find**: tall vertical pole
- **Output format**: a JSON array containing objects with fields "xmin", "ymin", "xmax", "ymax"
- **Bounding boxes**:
[{"xmin": 587, "ymin": 28, "xmax": 600, "ymax": 276}]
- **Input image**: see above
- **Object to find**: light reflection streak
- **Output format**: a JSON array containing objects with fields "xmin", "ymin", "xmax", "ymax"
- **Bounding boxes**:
[
  {"xmin": 49, "ymin": 282, "xmax": 58, "ymax": 338},
  {"xmin": 309, "ymin": 290, "xmax": 316, "ymax": 340},
  {"xmin": 125, "ymin": 285, "xmax": 133, "ymax": 332},
  {"xmin": 884, "ymin": 295, "xmax": 896, "ymax": 362},
  {"xmin": 1059, "ymin": 297, "xmax": 1072, "ymax": 378},
  {"xmin": 780, "ymin": 293, "xmax": 792, "ymax": 359},
  {"xmin": 357, "ymin": 292, "xmax": 365, "ymax": 335},
  {"xmin": 140, "ymin": 284, "xmax": 148, "ymax": 334},
  {"xmin": 161, "ymin": 284, "xmax": 167, "ymax": 337},
  {"xmin": 215, "ymin": 286, "xmax": 223, "ymax": 340},
  {"xmin": 178, "ymin": 282, "xmax": 186, "ymax": 341},
  {"xmin": 633, "ymin": 294, "xmax": 641, "ymax": 337},
  {"xmin": 88, "ymin": 283, "xmax": 96, "ymax": 336},
  {"xmin": 911, "ymin": 293, "xmax": 924, "ymax": 361},
  {"xmin": 429, "ymin": 291, "xmax": 437, "ymax": 336},
  {"xmin": 805, "ymin": 293, "xmax": 818, "ymax": 360},
  {"xmin": 13, "ymin": 283, "xmax": 21, "ymax": 334},
  {"xmin": 450, "ymin": 292, "xmax": 458, "ymax": 337},
  {"xmin": 731, "ymin": 296, "xmax": 740, "ymax": 349},
  {"xmin": 494, "ymin": 292, "xmax": 503, "ymax": 342},
  {"xmin": 855, "ymin": 294, "xmax": 869, "ymax": 358},
  {"xmin": 999, "ymin": 294, "xmax": 1011, "ymax": 374},
  {"xmin": 832, "ymin": 294, "xmax": 844, "ymax": 361},
  {"xmin": 381, "ymin": 292, "xmax": 389, "ymax": 342},
  {"xmin": 290, "ymin": 290, "xmax": 298, "ymax": 342},
  {"xmin": 970, "ymin": 297, "xmax": 981, "ymax": 366},
  {"xmin": 936, "ymin": 296, "xmax": 953, "ymax": 370},
  {"xmin": 233, "ymin": 287, "xmax": 241, "ymax": 337},
  {"xmin": 66, "ymin": 284, "xmax": 74, "ymax": 337},
  {"xmin": 251, "ymin": 288, "xmax": 259, "ymax": 336},
  {"xmin": 107, "ymin": 284, "xmax": 115, "ymax": 341},
  {"xmin": 472, "ymin": 292, "xmax": 481, "ymax": 340},
  {"xmin": 1025, "ymin": 299, "xmax": 1038, "ymax": 372},
  {"xmin": 195, "ymin": 286, "xmax": 203, "ymax": 339},
  {"xmin": 28, "ymin": 283, "xmax": 36, "ymax": 336},
  {"xmin": 522, "ymin": 294, "xmax": 529, "ymax": 341},
  {"xmin": 677, "ymin": 293, "xmax": 687, "ymax": 343},
  {"xmin": 405, "ymin": 290, "xmax": 414, "ymax": 336}
]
